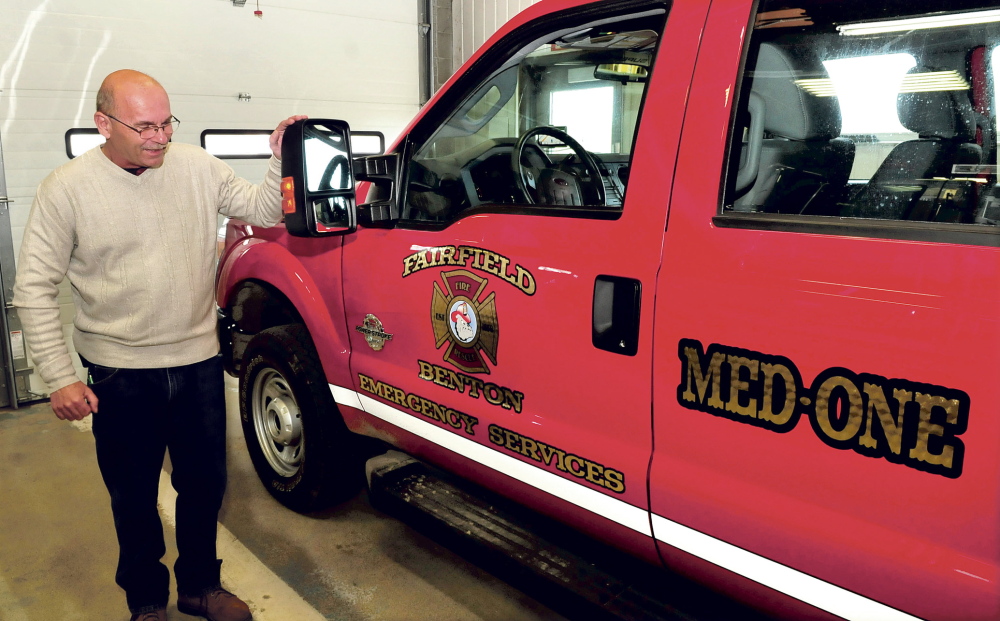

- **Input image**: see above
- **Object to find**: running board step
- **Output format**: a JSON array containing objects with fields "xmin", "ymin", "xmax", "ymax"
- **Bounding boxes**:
[{"xmin": 365, "ymin": 452, "xmax": 761, "ymax": 621}]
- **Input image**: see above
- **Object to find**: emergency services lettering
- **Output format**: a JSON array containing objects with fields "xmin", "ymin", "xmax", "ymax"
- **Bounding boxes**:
[
  {"xmin": 677, "ymin": 339, "xmax": 969, "ymax": 478},
  {"xmin": 358, "ymin": 373, "xmax": 479, "ymax": 435},
  {"xmin": 487, "ymin": 424, "xmax": 626, "ymax": 493}
]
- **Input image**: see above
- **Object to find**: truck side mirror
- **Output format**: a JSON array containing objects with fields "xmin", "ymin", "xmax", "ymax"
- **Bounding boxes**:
[{"xmin": 281, "ymin": 119, "xmax": 357, "ymax": 237}]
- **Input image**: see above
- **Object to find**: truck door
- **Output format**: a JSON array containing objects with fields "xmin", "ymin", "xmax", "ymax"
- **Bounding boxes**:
[
  {"xmin": 338, "ymin": 1, "xmax": 704, "ymax": 556},
  {"xmin": 650, "ymin": 0, "xmax": 1000, "ymax": 619}
]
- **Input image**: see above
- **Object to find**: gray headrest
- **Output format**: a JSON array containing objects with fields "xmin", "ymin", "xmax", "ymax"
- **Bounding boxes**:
[
  {"xmin": 750, "ymin": 43, "xmax": 842, "ymax": 141},
  {"xmin": 897, "ymin": 67, "xmax": 976, "ymax": 140}
]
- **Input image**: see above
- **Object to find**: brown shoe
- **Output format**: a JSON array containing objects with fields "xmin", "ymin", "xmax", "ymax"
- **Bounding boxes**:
[
  {"xmin": 177, "ymin": 587, "xmax": 252, "ymax": 621},
  {"xmin": 130, "ymin": 610, "xmax": 166, "ymax": 621}
]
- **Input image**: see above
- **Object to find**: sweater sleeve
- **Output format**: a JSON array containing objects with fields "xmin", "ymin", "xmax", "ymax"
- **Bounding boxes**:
[
  {"xmin": 12, "ymin": 176, "xmax": 81, "ymax": 392},
  {"xmin": 216, "ymin": 154, "xmax": 283, "ymax": 227}
]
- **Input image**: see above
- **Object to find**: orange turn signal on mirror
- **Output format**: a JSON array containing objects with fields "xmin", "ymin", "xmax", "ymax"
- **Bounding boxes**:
[{"xmin": 281, "ymin": 177, "xmax": 295, "ymax": 214}]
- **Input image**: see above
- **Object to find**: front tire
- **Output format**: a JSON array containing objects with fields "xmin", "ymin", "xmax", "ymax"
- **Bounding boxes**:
[{"xmin": 239, "ymin": 324, "xmax": 358, "ymax": 512}]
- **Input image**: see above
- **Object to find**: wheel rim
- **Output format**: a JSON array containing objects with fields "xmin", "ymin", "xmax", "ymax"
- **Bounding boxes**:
[{"xmin": 251, "ymin": 367, "xmax": 304, "ymax": 478}]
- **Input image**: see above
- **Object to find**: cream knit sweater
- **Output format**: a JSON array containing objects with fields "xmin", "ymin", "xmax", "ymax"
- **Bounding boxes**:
[{"xmin": 13, "ymin": 143, "xmax": 283, "ymax": 392}]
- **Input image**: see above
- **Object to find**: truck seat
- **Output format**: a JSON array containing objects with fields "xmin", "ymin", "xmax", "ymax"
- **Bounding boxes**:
[
  {"xmin": 733, "ymin": 43, "xmax": 855, "ymax": 215},
  {"xmin": 846, "ymin": 66, "xmax": 982, "ymax": 221}
]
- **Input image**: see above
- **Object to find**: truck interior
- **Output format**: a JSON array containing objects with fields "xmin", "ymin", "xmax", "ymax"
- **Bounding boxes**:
[
  {"xmin": 726, "ymin": 0, "xmax": 1000, "ymax": 226},
  {"xmin": 402, "ymin": 12, "xmax": 665, "ymax": 223}
]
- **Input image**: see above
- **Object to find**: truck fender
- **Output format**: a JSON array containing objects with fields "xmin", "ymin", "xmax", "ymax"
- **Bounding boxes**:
[{"xmin": 217, "ymin": 238, "xmax": 352, "ymax": 389}]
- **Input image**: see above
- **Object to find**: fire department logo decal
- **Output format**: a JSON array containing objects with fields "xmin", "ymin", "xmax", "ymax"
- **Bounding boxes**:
[{"xmin": 432, "ymin": 270, "xmax": 499, "ymax": 374}]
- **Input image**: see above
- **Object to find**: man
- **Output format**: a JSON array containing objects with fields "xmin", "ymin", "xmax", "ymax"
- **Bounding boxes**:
[{"xmin": 13, "ymin": 69, "xmax": 304, "ymax": 621}]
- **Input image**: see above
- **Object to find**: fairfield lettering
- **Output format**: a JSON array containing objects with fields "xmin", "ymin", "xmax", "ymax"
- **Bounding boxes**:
[{"xmin": 402, "ymin": 245, "xmax": 536, "ymax": 295}]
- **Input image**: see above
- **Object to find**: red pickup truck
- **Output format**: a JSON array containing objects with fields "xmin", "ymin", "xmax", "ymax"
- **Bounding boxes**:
[{"xmin": 217, "ymin": 0, "xmax": 1000, "ymax": 618}]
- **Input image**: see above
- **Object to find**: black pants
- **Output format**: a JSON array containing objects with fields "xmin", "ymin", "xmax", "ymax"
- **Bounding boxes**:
[{"xmin": 87, "ymin": 355, "xmax": 227, "ymax": 614}]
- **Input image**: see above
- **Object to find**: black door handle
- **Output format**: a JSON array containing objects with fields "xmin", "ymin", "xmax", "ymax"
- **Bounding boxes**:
[{"xmin": 592, "ymin": 275, "xmax": 641, "ymax": 356}]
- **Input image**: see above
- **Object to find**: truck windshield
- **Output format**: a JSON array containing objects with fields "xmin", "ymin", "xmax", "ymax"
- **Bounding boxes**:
[{"xmin": 402, "ymin": 12, "xmax": 666, "ymax": 222}]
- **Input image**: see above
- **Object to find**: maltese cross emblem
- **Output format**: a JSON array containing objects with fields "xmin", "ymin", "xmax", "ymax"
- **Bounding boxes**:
[{"xmin": 431, "ymin": 270, "xmax": 499, "ymax": 374}]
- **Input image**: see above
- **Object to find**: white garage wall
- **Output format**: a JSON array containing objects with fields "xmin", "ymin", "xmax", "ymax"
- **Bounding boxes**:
[
  {"xmin": 0, "ymin": 0, "xmax": 420, "ymax": 396},
  {"xmin": 451, "ymin": 0, "xmax": 540, "ymax": 71},
  {"xmin": 2, "ymin": 0, "xmax": 420, "ymax": 243}
]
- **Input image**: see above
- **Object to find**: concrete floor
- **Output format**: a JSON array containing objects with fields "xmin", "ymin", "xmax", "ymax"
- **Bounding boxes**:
[{"xmin": 0, "ymin": 376, "xmax": 569, "ymax": 621}]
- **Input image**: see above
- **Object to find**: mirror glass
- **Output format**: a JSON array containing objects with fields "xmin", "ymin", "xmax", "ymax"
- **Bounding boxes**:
[
  {"xmin": 304, "ymin": 123, "xmax": 353, "ymax": 192},
  {"xmin": 312, "ymin": 196, "xmax": 352, "ymax": 230},
  {"xmin": 594, "ymin": 63, "xmax": 649, "ymax": 82}
]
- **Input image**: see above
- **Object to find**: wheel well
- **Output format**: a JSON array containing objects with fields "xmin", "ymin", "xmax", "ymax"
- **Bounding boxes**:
[
  {"xmin": 224, "ymin": 280, "xmax": 305, "ymax": 372},
  {"xmin": 231, "ymin": 280, "xmax": 303, "ymax": 333}
]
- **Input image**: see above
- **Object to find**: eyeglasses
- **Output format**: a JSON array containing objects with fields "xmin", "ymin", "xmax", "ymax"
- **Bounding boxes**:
[{"xmin": 104, "ymin": 113, "xmax": 180, "ymax": 139}]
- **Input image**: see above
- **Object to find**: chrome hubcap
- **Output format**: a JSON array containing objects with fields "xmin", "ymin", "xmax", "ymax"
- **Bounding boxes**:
[{"xmin": 251, "ymin": 368, "xmax": 304, "ymax": 477}]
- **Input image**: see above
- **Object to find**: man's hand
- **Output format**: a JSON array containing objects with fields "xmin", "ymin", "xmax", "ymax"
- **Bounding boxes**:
[
  {"xmin": 50, "ymin": 381, "xmax": 98, "ymax": 421},
  {"xmin": 270, "ymin": 115, "xmax": 309, "ymax": 159}
]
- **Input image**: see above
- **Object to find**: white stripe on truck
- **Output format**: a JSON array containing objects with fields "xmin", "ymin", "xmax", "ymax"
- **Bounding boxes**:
[{"xmin": 331, "ymin": 383, "xmax": 923, "ymax": 621}]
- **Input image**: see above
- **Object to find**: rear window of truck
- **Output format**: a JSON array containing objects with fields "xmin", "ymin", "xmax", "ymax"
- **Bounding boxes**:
[{"xmin": 721, "ymin": 0, "xmax": 1000, "ymax": 245}]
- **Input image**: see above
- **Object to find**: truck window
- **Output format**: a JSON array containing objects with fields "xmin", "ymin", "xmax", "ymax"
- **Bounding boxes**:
[
  {"xmin": 722, "ymin": 0, "xmax": 1000, "ymax": 241},
  {"xmin": 401, "ymin": 11, "xmax": 666, "ymax": 225},
  {"xmin": 550, "ymin": 85, "xmax": 615, "ymax": 152}
]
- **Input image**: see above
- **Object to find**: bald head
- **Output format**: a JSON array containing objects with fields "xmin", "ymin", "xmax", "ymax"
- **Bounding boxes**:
[
  {"xmin": 96, "ymin": 70, "xmax": 166, "ymax": 117},
  {"xmin": 94, "ymin": 70, "xmax": 173, "ymax": 169}
]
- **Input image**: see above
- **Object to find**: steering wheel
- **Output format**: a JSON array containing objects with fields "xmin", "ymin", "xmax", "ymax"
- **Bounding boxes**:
[{"xmin": 511, "ymin": 126, "xmax": 605, "ymax": 206}]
